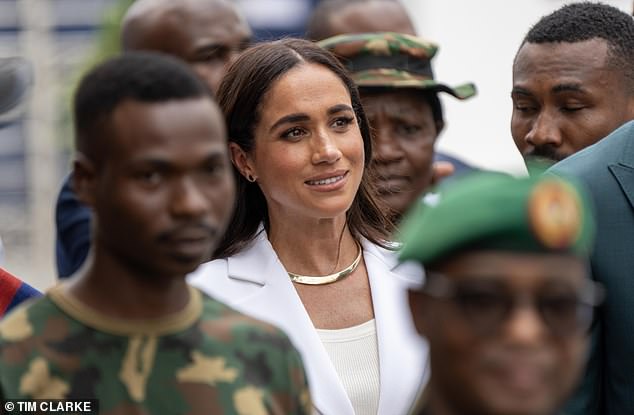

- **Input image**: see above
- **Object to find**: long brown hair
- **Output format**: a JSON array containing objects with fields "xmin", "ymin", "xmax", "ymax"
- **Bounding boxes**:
[{"xmin": 214, "ymin": 38, "xmax": 394, "ymax": 258}]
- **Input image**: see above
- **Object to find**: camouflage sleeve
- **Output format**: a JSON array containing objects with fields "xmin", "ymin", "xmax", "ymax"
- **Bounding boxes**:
[
  {"xmin": 279, "ymin": 334, "xmax": 312, "ymax": 414},
  {"xmin": 0, "ymin": 299, "xmax": 77, "ymax": 400},
  {"xmin": 221, "ymin": 316, "xmax": 312, "ymax": 415},
  {"xmin": 0, "ymin": 306, "xmax": 35, "ymax": 398}
]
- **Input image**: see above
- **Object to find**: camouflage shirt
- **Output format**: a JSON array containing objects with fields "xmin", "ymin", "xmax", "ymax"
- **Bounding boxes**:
[{"xmin": 0, "ymin": 285, "xmax": 311, "ymax": 414}]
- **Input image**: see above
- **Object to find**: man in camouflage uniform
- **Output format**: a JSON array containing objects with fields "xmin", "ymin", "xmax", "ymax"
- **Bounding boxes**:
[
  {"xmin": 399, "ymin": 171, "xmax": 602, "ymax": 415},
  {"xmin": 0, "ymin": 52, "xmax": 311, "ymax": 414},
  {"xmin": 320, "ymin": 32, "xmax": 476, "ymax": 221}
]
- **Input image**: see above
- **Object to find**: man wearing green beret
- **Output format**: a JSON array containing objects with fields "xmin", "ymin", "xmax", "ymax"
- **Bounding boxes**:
[
  {"xmin": 320, "ymin": 32, "xmax": 476, "ymax": 222},
  {"xmin": 400, "ymin": 172, "xmax": 603, "ymax": 415}
]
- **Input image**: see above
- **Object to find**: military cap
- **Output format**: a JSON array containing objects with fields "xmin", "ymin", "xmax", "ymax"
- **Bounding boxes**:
[
  {"xmin": 398, "ymin": 171, "xmax": 595, "ymax": 265},
  {"xmin": 318, "ymin": 32, "xmax": 476, "ymax": 99}
]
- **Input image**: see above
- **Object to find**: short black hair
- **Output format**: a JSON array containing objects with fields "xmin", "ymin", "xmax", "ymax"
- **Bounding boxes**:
[
  {"xmin": 74, "ymin": 51, "xmax": 212, "ymax": 162},
  {"xmin": 521, "ymin": 2, "xmax": 634, "ymax": 92},
  {"xmin": 306, "ymin": 0, "xmax": 398, "ymax": 41}
]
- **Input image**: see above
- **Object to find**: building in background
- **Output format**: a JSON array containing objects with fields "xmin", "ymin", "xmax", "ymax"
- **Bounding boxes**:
[{"xmin": 0, "ymin": 0, "xmax": 123, "ymax": 289}]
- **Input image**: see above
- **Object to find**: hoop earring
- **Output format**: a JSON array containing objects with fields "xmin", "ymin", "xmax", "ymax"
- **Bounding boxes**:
[{"xmin": 246, "ymin": 174, "xmax": 256, "ymax": 182}]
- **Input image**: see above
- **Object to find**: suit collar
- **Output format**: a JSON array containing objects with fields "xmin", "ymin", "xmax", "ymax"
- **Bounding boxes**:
[
  {"xmin": 609, "ymin": 121, "xmax": 634, "ymax": 211},
  {"xmin": 226, "ymin": 229, "xmax": 271, "ymax": 286},
  {"xmin": 363, "ymin": 239, "xmax": 428, "ymax": 414},
  {"xmin": 617, "ymin": 120, "xmax": 634, "ymax": 168},
  {"xmin": 609, "ymin": 164, "xmax": 634, "ymax": 212}
]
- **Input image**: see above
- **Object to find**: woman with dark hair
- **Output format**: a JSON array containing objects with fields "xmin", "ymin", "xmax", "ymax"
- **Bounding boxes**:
[{"xmin": 190, "ymin": 38, "xmax": 427, "ymax": 415}]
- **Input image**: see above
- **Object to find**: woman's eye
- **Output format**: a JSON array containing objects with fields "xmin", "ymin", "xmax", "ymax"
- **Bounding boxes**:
[
  {"xmin": 332, "ymin": 116, "xmax": 354, "ymax": 129},
  {"xmin": 281, "ymin": 127, "xmax": 305, "ymax": 140}
]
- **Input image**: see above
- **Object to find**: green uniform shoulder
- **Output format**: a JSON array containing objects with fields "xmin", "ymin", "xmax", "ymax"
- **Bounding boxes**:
[{"xmin": 0, "ymin": 294, "xmax": 69, "ymax": 344}]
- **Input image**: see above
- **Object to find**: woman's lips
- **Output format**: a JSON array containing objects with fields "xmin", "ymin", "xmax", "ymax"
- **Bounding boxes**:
[{"xmin": 305, "ymin": 171, "xmax": 349, "ymax": 191}]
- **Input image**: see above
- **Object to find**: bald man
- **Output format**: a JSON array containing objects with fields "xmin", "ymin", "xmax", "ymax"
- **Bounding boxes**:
[
  {"xmin": 55, "ymin": 0, "xmax": 252, "ymax": 278},
  {"xmin": 122, "ymin": 0, "xmax": 251, "ymax": 93},
  {"xmin": 306, "ymin": 0, "xmax": 416, "ymax": 41}
]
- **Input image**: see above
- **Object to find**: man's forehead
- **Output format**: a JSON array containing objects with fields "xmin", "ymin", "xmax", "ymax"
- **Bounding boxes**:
[
  {"xmin": 512, "ymin": 39, "xmax": 616, "ymax": 91},
  {"xmin": 125, "ymin": 0, "xmax": 250, "ymax": 46},
  {"xmin": 330, "ymin": 1, "xmax": 416, "ymax": 36},
  {"xmin": 436, "ymin": 250, "xmax": 584, "ymax": 279},
  {"xmin": 110, "ymin": 98, "xmax": 222, "ymax": 139},
  {"xmin": 127, "ymin": 0, "xmax": 236, "ymax": 17},
  {"xmin": 362, "ymin": 90, "xmax": 432, "ymax": 114},
  {"xmin": 188, "ymin": 15, "xmax": 251, "ymax": 46},
  {"xmin": 515, "ymin": 39, "xmax": 610, "ymax": 74},
  {"xmin": 158, "ymin": 1, "xmax": 248, "ymax": 35}
]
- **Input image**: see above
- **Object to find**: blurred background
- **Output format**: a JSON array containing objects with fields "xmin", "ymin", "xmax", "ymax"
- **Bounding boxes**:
[{"xmin": 1, "ymin": 0, "xmax": 632, "ymax": 290}]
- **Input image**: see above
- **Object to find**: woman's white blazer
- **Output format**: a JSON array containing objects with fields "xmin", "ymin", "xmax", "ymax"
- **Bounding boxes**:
[{"xmin": 189, "ymin": 229, "xmax": 429, "ymax": 415}]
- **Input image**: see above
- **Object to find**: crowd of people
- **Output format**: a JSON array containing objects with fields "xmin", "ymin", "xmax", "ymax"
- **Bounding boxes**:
[{"xmin": 1, "ymin": 1, "xmax": 633, "ymax": 414}]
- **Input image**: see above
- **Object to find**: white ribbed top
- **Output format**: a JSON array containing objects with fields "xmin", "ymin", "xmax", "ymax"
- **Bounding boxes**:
[{"xmin": 316, "ymin": 319, "xmax": 380, "ymax": 415}]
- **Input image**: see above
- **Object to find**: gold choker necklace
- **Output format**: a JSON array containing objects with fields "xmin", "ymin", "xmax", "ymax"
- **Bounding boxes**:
[{"xmin": 288, "ymin": 242, "xmax": 362, "ymax": 285}]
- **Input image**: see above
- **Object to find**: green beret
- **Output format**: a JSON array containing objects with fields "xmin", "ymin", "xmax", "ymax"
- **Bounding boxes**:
[
  {"xmin": 398, "ymin": 172, "xmax": 595, "ymax": 265},
  {"xmin": 318, "ymin": 32, "xmax": 476, "ymax": 99}
]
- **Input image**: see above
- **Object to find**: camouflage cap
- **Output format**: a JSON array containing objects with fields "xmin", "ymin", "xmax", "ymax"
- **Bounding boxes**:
[
  {"xmin": 318, "ymin": 32, "xmax": 476, "ymax": 99},
  {"xmin": 398, "ymin": 171, "xmax": 595, "ymax": 265}
]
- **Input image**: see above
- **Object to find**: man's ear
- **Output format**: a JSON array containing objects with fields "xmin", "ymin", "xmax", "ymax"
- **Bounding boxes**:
[
  {"xmin": 431, "ymin": 161, "xmax": 455, "ymax": 185},
  {"xmin": 229, "ymin": 142, "xmax": 256, "ymax": 181},
  {"xmin": 408, "ymin": 289, "xmax": 432, "ymax": 337},
  {"xmin": 73, "ymin": 153, "xmax": 97, "ymax": 207}
]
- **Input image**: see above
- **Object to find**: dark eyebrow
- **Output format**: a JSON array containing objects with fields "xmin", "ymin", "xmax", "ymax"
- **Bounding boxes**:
[
  {"xmin": 552, "ymin": 83, "xmax": 586, "ymax": 94},
  {"xmin": 269, "ymin": 113, "xmax": 310, "ymax": 133},
  {"xmin": 327, "ymin": 104, "xmax": 354, "ymax": 115},
  {"xmin": 130, "ymin": 150, "xmax": 227, "ymax": 168},
  {"xmin": 511, "ymin": 87, "xmax": 533, "ymax": 97},
  {"xmin": 268, "ymin": 104, "xmax": 354, "ymax": 133},
  {"xmin": 130, "ymin": 158, "xmax": 172, "ymax": 170}
]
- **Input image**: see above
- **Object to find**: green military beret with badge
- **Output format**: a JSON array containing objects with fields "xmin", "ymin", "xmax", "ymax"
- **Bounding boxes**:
[
  {"xmin": 398, "ymin": 172, "xmax": 595, "ymax": 265},
  {"xmin": 318, "ymin": 32, "xmax": 476, "ymax": 99}
]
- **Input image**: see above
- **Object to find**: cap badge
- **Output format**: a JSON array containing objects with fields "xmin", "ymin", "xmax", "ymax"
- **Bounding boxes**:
[{"xmin": 528, "ymin": 180, "xmax": 582, "ymax": 249}]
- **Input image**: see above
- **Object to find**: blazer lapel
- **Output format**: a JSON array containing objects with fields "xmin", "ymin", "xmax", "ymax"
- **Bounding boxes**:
[
  {"xmin": 226, "ymin": 233, "xmax": 355, "ymax": 415},
  {"xmin": 363, "ymin": 241, "xmax": 429, "ymax": 415},
  {"xmin": 610, "ymin": 164, "xmax": 634, "ymax": 211},
  {"xmin": 610, "ymin": 132, "xmax": 634, "ymax": 212}
]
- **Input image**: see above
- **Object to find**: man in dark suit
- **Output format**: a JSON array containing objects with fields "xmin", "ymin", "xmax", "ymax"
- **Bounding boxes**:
[
  {"xmin": 550, "ymin": 120, "xmax": 634, "ymax": 414},
  {"xmin": 511, "ymin": 3, "xmax": 634, "ymax": 164}
]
